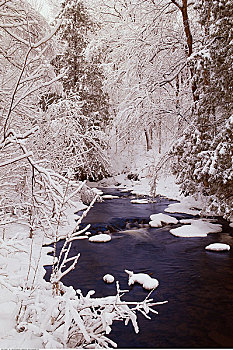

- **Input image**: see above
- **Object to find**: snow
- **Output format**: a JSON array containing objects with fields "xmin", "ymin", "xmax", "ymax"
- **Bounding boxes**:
[
  {"xmin": 149, "ymin": 213, "xmax": 178, "ymax": 227},
  {"xmin": 89, "ymin": 233, "xmax": 112, "ymax": 243},
  {"xmin": 75, "ymin": 201, "xmax": 88, "ymax": 211},
  {"xmin": 131, "ymin": 199, "xmax": 149, "ymax": 204},
  {"xmin": 0, "ymin": 232, "xmax": 54, "ymax": 348},
  {"xmin": 229, "ymin": 217, "xmax": 233, "ymax": 228},
  {"xmin": 155, "ymin": 175, "xmax": 182, "ymax": 201},
  {"xmin": 0, "ymin": 216, "xmax": 164, "ymax": 348},
  {"xmin": 121, "ymin": 187, "xmax": 134, "ymax": 192},
  {"xmin": 43, "ymin": 201, "xmax": 88, "ymax": 245},
  {"xmin": 103, "ymin": 274, "xmax": 115, "ymax": 283},
  {"xmin": 85, "ymin": 231, "xmax": 92, "ymax": 236},
  {"xmin": 165, "ymin": 196, "xmax": 202, "ymax": 215},
  {"xmin": 102, "ymin": 194, "xmax": 119, "ymax": 199},
  {"xmin": 205, "ymin": 243, "xmax": 231, "ymax": 252},
  {"xmin": 94, "ymin": 174, "xmax": 182, "ymax": 201},
  {"xmin": 170, "ymin": 219, "xmax": 222, "ymax": 238},
  {"xmin": 131, "ymin": 178, "xmax": 151, "ymax": 196},
  {"xmin": 125, "ymin": 270, "xmax": 159, "ymax": 291},
  {"xmin": 92, "ymin": 187, "xmax": 104, "ymax": 196}
]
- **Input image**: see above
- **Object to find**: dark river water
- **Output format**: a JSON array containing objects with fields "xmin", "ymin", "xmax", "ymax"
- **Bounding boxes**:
[{"xmin": 44, "ymin": 188, "xmax": 233, "ymax": 348}]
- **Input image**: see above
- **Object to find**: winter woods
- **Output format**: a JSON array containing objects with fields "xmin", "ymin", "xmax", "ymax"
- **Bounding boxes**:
[
  {"xmin": 0, "ymin": 1, "xmax": 167, "ymax": 348},
  {"xmin": 171, "ymin": 0, "xmax": 233, "ymax": 218},
  {"xmin": 84, "ymin": 0, "xmax": 232, "ymax": 217},
  {"xmin": 0, "ymin": 0, "xmax": 232, "ymax": 348}
]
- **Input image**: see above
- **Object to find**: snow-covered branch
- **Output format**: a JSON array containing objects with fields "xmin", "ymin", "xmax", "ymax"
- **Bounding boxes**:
[
  {"xmin": 0, "ymin": 152, "xmax": 32, "ymax": 167},
  {"xmin": 16, "ymin": 277, "xmax": 167, "ymax": 348},
  {"xmin": 32, "ymin": 20, "xmax": 62, "ymax": 48}
]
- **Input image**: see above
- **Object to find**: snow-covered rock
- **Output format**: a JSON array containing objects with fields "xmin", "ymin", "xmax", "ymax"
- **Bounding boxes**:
[
  {"xmin": 102, "ymin": 195, "xmax": 119, "ymax": 199},
  {"xmin": 121, "ymin": 187, "xmax": 134, "ymax": 192},
  {"xmin": 229, "ymin": 216, "xmax": 233, "ymax": 228},
  {"xmin": 205, "ymin": 243, "xmax": 230, "ymax": 252},
  {"xmin": 89, "ymin": 234, "xmax": 112, "ymax": 243},
  {"xmin": 131, "ymin": 199, "xmax": 149, "ymax": 204},
  {"xmin": 103, "ymin": 274, "xmax": 115, "ymax": 284},
  {"xmin": 149, "ymin": 213, "xmax": 178, "ymax": 227},
  {"xmin": 92, "ymin": 188, "xmax": 104, "ymax": 196},
  {"xmin": 170, "ymin": 219, "xmax": 222, "ymax": 238},
  {"xmin": 125, "ymin": 270, "xmax": 159, "ymax": 290}
]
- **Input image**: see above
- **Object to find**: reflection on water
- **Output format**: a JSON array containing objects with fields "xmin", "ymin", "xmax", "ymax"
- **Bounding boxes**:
[{"xmin": 44, "ymin": 188, "xmax": 233, "ymax": 348}]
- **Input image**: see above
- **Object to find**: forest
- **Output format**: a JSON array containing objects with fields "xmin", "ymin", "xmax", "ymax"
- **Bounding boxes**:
[{"xmin": 0, "ymin": 0, "xmax": 232, "ymax": 348}]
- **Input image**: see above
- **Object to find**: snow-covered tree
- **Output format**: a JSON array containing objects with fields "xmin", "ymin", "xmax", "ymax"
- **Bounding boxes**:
[
  {"xmin": 172, "ymin": 0, "xmax": 233, "ymax": 218},
  {"xmin": 37, "ymin": 93, "xmax": 110, "ymax": 180},
  {"xmin": 84, "ymin": 0, "xmax": 198, "ymax": 177},
  {"xmin": 52, "ymin": 0, "xmax": 110, "ymax": 127},
  {"xmin": 0, "ymin": 0, "xmax": 65, "ymax": 228},
  {"xmin": 43, "ymin": 0, "xmax": 112, "ymax": 180}
]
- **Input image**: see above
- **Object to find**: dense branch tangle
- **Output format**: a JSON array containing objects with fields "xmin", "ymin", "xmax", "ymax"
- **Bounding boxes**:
[
  {"xmin": 92, "ymin": 0, "xmax": 194, "ymax": 158},
  {"xmin": 0, "ymin": 8, "xmax": 61, "ymax": 138},
  {"xmin": 0, "ymin": 0, "xmax": 69, "ymax": 235}
]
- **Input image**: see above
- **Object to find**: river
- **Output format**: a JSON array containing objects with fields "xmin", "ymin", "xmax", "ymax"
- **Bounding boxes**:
[{"xmin": 44, "ymin": 188, "xmax": 233, "ymax": 348}]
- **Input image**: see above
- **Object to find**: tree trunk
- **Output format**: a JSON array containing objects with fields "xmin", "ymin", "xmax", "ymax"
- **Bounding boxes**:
[
  {"xmin": 181, "ymin": 0, "xmax": 198, "ymax": 101},
  {"xmin": 171, "ymin": 0, "xmax": 198, "ymax": 101},
  {"xmin": 145, "ymin": 129, "xmax": 152, "ymax": 151}
]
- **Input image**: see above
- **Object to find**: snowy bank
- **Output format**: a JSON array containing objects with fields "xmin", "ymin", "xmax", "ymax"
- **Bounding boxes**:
[
  {"xmin": 0, "ymin": 215, "xmax": 165, "ymax": 348},
  {"xmin": 92, "ymin": 174, "xmax": 182, "ymax": 201},
  {"xmin": 165, "ymin": 197, "xmax": 202, "ymax": 216}
]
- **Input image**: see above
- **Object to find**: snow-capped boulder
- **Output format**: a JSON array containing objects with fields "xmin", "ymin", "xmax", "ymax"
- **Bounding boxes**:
[
  {"xmin": 92, "ymin": 188, "xmax": 104, "ymax": 196},
  {"xmin": 149, "ymin": 213, "xmax": 178, "ymax": 227},
  {"xmin": 205, "ymin": 243, "xmax": 230, "ymax": 252},
  {"xmin": 103, "ymin": 274, "xmax": 115, "ymax": 284},
  {"xmin": 131, "ymin": 199, "xmax": 149, "ymax": 204},
  {"xmin": 85, "ymin": 231, "xmax": 91, "ymax": 236},
  {"xmin": 121, "ymin": 187, "xmax": 134, "ymax": 192},
  {"xmin": 89, "ymin": 234, "xmax": 111, "ymax": 243},
  {"xmin": 125, "ymin": 270, "xmax": 159, "ymax": 291},
  {"xmin": 170, "ymin": 219, "xmax": 222, "ymax": 238},
  {"xmin": 102, "ymin": 195, "xmax": 119, "ymax": 199}
]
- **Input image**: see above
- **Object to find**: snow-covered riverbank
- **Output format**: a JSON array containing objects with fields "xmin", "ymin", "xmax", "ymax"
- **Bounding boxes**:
[
  {"xmin": 1, "ymin": 175, "xmax": 174, "ymax": 348},
  {"xmin": 1, "ymin": 173, "xmax": 231, "ymax": 348}
]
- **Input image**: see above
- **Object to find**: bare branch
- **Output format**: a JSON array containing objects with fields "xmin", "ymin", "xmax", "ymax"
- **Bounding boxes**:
[
  {"xmin": 150, "ymin": 61, "xmax": 187, "ymax": 92},
  {"xmin": 32, "ymin": 20, "xmax": 61, "ymax": 48},
  {"xmin": 170, "ymin": 0, "xmax": 182, "ymax": 10},
  {"xmin": 3, "ymin": 47, "xmax": 32, "ymax": 138}
]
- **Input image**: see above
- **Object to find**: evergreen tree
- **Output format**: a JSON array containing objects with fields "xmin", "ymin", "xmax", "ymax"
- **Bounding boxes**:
[
  {"xmin": 48, "ymin": 0, "xmax": 111, "ymax": 180},
  {"xmin": 172, "ymin": 0, "xmax": 233, "ymax": 218},
  {"xmin": 52, "ymin": 0, "xmax": 110, "ymax": 127}
]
